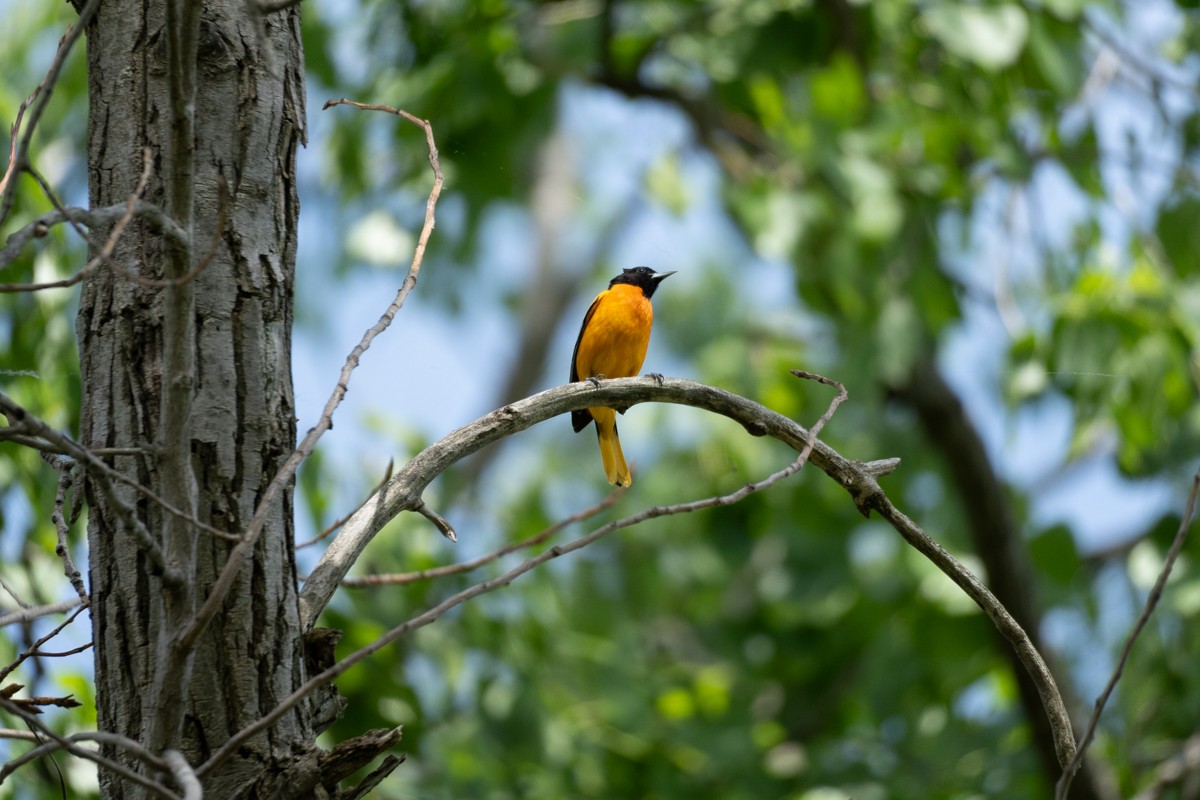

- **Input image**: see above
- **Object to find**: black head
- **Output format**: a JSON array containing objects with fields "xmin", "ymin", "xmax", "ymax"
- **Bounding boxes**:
[{"xmin": 609, "ymin": 266, "xmax": 676, "ymax": 299}]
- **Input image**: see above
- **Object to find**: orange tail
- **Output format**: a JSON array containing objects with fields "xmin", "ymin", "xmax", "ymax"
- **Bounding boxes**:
[{"xmin": 592, "ymin": 408, "xmax": 631, "ymax": 487}]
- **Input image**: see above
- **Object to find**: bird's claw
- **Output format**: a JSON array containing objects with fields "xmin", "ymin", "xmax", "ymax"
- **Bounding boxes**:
[
  {"xmin": 587, "ymin": 374, "xmax": 604, "ymax": 387},
  {"xmin": 646, "ymin": 372, "xmax": 665, "ymax": 385}
]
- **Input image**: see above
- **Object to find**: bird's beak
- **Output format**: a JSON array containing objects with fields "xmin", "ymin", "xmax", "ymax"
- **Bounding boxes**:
[{"xmin": 651, "ymin": 271, "xmax": 677, "ymax": 283}]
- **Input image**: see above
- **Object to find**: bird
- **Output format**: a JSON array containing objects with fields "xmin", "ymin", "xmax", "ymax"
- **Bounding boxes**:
[{"xmin": 570, "ymin": 266, "xmax": 675, "ymax": 487}]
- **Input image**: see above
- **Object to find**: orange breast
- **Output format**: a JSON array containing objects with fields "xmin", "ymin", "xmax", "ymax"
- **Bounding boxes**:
[{"xmin": 575, "ymin": 284, "xmax": 654, "ymax": 381}]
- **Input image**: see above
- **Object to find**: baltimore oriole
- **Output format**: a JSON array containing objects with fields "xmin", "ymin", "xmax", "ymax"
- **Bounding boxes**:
[{"xmin": 570, "ymin": 267, "xmax": 675, "ymax": 487}]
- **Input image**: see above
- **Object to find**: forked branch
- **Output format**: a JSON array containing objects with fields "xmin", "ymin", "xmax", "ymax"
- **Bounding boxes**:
[
  {"xmin": 201, "ymin": 372, "xmax": 847, "ymax": 777},
  {"xmin": 295, "ymin": 372, "xmax": 1076, "ymax": 768}
]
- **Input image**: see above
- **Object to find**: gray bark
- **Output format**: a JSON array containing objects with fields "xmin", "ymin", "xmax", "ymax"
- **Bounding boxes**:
[{"xmin": 77, "ymin": 1, "xmax": 313, "ymax": 796}]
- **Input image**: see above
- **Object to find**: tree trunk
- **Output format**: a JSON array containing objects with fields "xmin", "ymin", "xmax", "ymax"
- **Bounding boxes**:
[{"xmin": 77, "ymin": 1, "xmax": 312, "ymax": 795}]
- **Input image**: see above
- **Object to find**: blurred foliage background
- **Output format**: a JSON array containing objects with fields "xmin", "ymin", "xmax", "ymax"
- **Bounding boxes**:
[{"xmin": 4, "ymin": 0, "xmax": 1200, "ymax": 798}]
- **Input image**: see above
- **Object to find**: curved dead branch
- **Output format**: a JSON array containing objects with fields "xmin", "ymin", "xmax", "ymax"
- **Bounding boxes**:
[{"xmin": 296, "ymin": 373, "xmax": 1077, "ymax": 768}]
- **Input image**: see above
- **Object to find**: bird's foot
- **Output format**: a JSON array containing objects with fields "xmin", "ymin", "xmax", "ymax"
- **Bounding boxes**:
[
  {"xmin": 587, "ymin": 374, "xmax": 605, "ymax": 387},
  {"xmin": 646, "ymin": 372, "xmax": 665, "ymax": 385}
]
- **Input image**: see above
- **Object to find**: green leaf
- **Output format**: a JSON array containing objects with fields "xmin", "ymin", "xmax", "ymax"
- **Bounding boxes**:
[
  {"xmin": 1029, "ymin": 0, "xmax": 1090, "ymax": 18},
  {"xmin": 1156, "ymin": 196, "xmax": 1200, "ymax": 277},
  {"xmin": 923, "ymin": 3, "xmax": 1030, "ymax": 70},
  {"xmin": 1028, "ymin": 16, "xmax": 1083, "ymax": 95},
  {"xmin": 811, "ymin": 52, "xmax": 865, "ymax": 127},
  {"xmin": 840, "ymin": 152, "xmax": 902, "ymax": 242},
  {"xmin": 1029, "ymin": 526, "xmax": 1080, "ymax": 585}
]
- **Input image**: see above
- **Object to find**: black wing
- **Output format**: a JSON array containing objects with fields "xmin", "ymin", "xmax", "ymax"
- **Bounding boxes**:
[{"xmin": 569, "ymin": 293, "xmax": 603, "ymax": 432}]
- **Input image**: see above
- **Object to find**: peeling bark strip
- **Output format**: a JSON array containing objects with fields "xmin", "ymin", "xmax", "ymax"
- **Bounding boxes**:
[{"xmin": 77, "ymin": 2, "xmax": 316, "ymax": 796}]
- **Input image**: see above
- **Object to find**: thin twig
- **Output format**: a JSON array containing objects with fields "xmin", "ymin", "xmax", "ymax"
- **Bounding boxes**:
[
  {"xmin": 790, "ymin": 370, "xmax": 846, "ymax": 458},
  {"xmin": 1055, "ymin": 467, "xmax": 1200, "ymax": 798},
  {"xmin": 0, "ymin": 0, "xmax": 102, "ymax": 229},
  {"xmin": 179, "ymin": 102, "xmax": 444, "ymax": 652},
  {"xmin": 1, "ymin": 201, "xmax": 188, "ymax": 274},
  {"xmin": 131, "ymin": 174, "xmax": 228, "ymax": 289},
  {"xmin": 413, "ymin": 501, "xmax": 457, "ymax": 542},
  {"xmin": 199, "ymin": 374, "xmax": 844, "ymax": 779},
  {"xmin": 0, "ymin": 599, "xmax": 85, "ymax": 628},
  {"xmin": 1, "ymin": 146, "xmax": 152, "ymax": 292},
  {"xmin": 4, "ymin": 693, "xmax": 82, "ymax": 715},
  {"xmin": 296, "ymin": 460, "xmax": 394, "ymax": 550},
  {"xmin": 48, "ymin": 456, "xmax": 88, "ymax": 600},
  {"xmin": 0, "ymin": 701, "xmax": 177, "ymax": 798},
  {"xmin": 295, "ymin": 372, "xmax": 1075, "ymax": 764},
  {"xmin": 299, "ymin": 374, "xmax": 856, "ymax": 627},
  {"xmin": 0, "ymin": 604, "xmax": 88, "ymax": 683},
  {"xmin": 341, "ymin": 489, "xmax": 625, "ymax": 588},
  {"xmin": 0, "ymin": 576, "xmax": 30, "ymax": 610},
  {"xmin": 28, "ymin": 165, "xmax": 88, "ymax": 242},
  {"xmin": 0, "ymin": 392, "xmax": 239, "ymax": 545},
  {"xmin": 3, "ymin": 394, "xmax": 177, "ymax": 580},
  {"xmin": 28, "ymin": 643, "xmax": 92, "ymax": 659}
]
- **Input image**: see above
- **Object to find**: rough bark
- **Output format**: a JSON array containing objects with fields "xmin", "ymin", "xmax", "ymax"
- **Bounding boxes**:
[{"xmin": 77, "ymin": 1, "xmax": 313, "ymax": 796}]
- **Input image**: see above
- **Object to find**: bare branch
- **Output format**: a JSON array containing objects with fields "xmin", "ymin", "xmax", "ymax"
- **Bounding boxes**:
[
  {"xmin": 341, "ymin": 489, "xmax": 625, "ymax": 588},
  {"xmin": 314, "ymin": 727, "xmax": 403, "ymax": 794},
  {"xmin": 300, "ymin": 375, "xmax": 858, "ymax": 627},
  {"xmin": 1, "ymin": 200, "xmax": 188, "ymax": 274},
  {"xmin": 343, "ymin": 753, "xmax": 405, "ymax": 800},
  {"xmin": 413, "ymin": 500, "xmax": 457, "ymax": 542},
  {"xmin": 872, "ymin": 492, "xmax": 1079, "ymax": 767},
  {"xmin": 0, "ymin": 604, "xmax": 88, "ymax": 683},
  {"xmin": 297, "ymin": 460, "xmax": 394, "ymax": 550},
  {"xmin": 0, "ymin": 701, "xmax": 177, "ymax": 798},
  {"xmin": 200, "ymin": 384, "xmax": 832, "ymax": 779},
  {"xmin": 890, "ymin": 356, "xmax": 1087, "ymax": 783},
  {"xmin": 1, "ymin": 393, "xmax": 175, "ymax": 579},
  {"xmin": 28, "ymin": 643, "xmax": 92, "ymax": 659},
  {"xmin": 28, "ymin": 165, "xmax": 88, "ymax": 243},
  {"xmin": 0, "ymin": 599, "xmax": 85, "ymax": 628},
  {"xmin": 47, "ymin": 456, "xmax": 88, "ymax": 600},
  {"xmin": 131, "ymin": 174, "xmax": 228, "ymax": 289},
  {"xmin": 4, "ymin": 693, "xmax": 82, "ymax": 715},
  {"xmin": 1056, "ymin": 467, "xmax": 1200, "ymax": 798},
  {"xmin": 163, "ymin": 750, "xmax": 202, "ymax": 800},
  {"xmin": 179, "ymin": 102, "xmax": 443, "ymax": 652},
  {"xmin": 0, "ymin": 0, "xmax": 102, "ymax": 229},
  {"xmin": 0, "ymin": 575, "xmax": 30, "ymax": 611},
  {"xmin": 0, "ymin": 393, "xmax": 239, "ymax": 544},
  {"xmin": 206, "ymin": 369, "xmax": 848, "ymax": 776},
  {"xmin": 294, "ymin": 372, "xmax": 1075, "ymax": 766}
]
